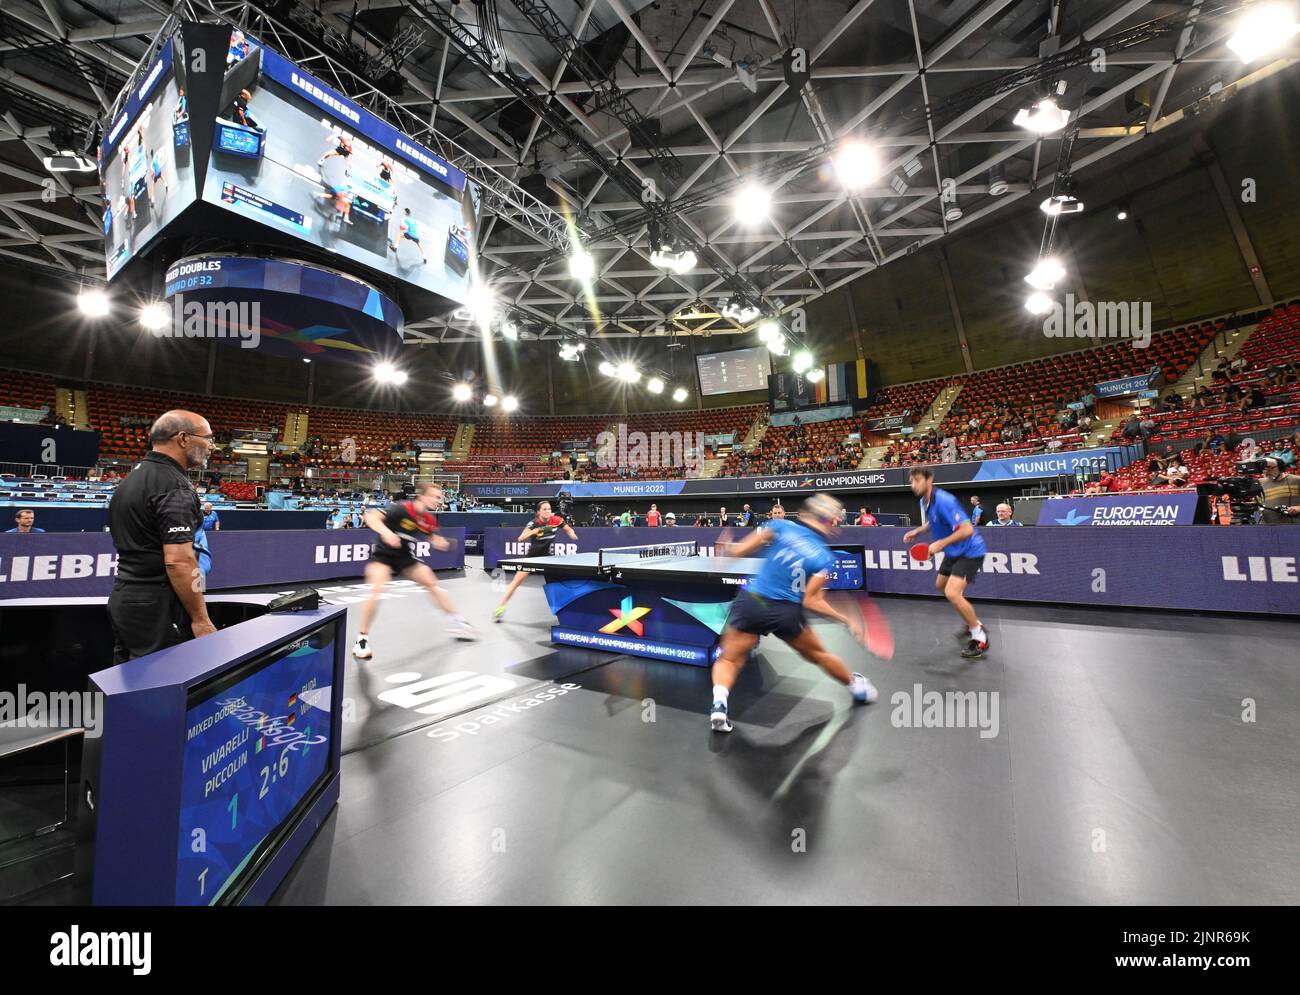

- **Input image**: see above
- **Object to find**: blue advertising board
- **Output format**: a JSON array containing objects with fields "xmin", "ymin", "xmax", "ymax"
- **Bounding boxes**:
[
  {"xmin": 1094, "ymin": 368, "xmax": 1161, "ymax": 398},
  {"xmin": 1035, "ymin": 492, "xmax": 1200, "ymax": 526}
]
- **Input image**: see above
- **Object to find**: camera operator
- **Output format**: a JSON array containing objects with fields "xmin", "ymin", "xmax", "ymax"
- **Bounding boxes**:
[{"xmin": 1259, "ymin": 458, "xmax": 1300, "ymax": 524}]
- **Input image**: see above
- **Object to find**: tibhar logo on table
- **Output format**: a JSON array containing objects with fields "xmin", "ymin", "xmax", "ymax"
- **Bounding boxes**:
[
  {"xmin": 595, "ymin": 423, "xmax": 705, "ymax": 474},
  {"xmin": 50, "ymin": 927, "xmax": 151, "ymax": 975},
  {"xmin": 150, "ymin": 293, "xmax": 261, "ymax": 349},
  {"xmin": 1041, "ymin": 294, "xmax": 1152, "ymax": 348}
]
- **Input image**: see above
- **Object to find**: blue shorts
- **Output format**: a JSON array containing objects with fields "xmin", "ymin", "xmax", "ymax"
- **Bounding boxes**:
[{"xmin": 726, "ymin": 589, "xmax": 806, "ymax": 640}]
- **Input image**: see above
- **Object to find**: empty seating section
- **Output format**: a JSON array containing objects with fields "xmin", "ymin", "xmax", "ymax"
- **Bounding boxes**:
[
  {"xmin": 861, "ymin": 379, "xmax": 946, "ymax": 423},
  {"xmin": 298, "ymin": 407, "xmax": 459, "ymax": 472},
  {"xmin": 0, "ymin": 369, "xmax": 56, "ymax": 412}
]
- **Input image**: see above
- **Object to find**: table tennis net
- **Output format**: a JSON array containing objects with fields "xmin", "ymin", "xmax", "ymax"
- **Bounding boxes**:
[{"xmin": 598, "ymin": 541, "xmax": 699, "ymax": 570}]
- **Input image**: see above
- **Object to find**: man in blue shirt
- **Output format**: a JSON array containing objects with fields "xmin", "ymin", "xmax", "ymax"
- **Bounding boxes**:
[
  {"xmin": 201, "ymin": 502, "xmax": 220, "ymax": 531},
  {"xmin": 710, "ymin": 493, "xmax": 877, "ymax": 732},
  {"xmin": 969, "ymin": 494, "xmax": 984, "ymax": 527},
  {"xmin": 905, "ymin": 467, "xmax": 990, "ymax": 659},
  {"xmin": 6, "ymin": 509, "xmax": 44, "ymax": 533},
  {"xmin": 985, "ymin": 503, "xmax": 1023, "ymax": 527}
]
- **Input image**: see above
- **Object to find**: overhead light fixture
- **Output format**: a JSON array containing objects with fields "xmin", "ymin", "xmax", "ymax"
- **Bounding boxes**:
[
  {"xmin": 617, "ymin": 361, "xmax": 641, "ymax": 384},
  {"xmin": 757, "ymin": 320, "xmax": 780, "ymax": 343},
  {"xmin": 1013, "ymin": 97, "xmax": 1070, "ymax": 135},
  {"xmin": 807, "ymin": 368, "xmax": 825, "ymax": 383},
  {"xmin": 483, "ymin": 393, "xmax": 499, "ymax": 408},
  {"xmin": 944, "ymin": 204, "xmax": 963, "ymax": 222},
  {"xmin": 646, "ymin": 377, "xmax": 664, "ymax": 394},
  {"xmin": 672, "ymin": 387, "xmax": 689, "ymax": 403},
  {"xmin": 767, "ymin": 334, "xmax": 788, "ymax": 356},
  {"xmin": 452, "ymin": 382, "xmax": 473, "ymax": 402},
  {"xmin": 391, "ymin": 371, "xmax": 408, "ymax": 386},
  {"xmin": 568, "ymin": 249, "xmax": 595, "ymax": 281},
  {"xmin": 1025, "ymin": 291, "xmax": 1054, "ymax": 315},
  {"xmin": 374, "ymin": 361, "xmax": 406, "ymax": 385},
  {"xmin": 792, "ymin": 350, "xmax": 814, "ymax": 374},
  {"xmin": 1226, "ymin": 3, "xmax": 1300, "ymax": 63},
  {"xmin": 1024, "ymin": 256, "xmax": 1066, "ymax": 291},
  {"xmin": 501, "ymin": 395, "xmax": 519, "ymax": 413},
  {"xmin": 1040, "ymin": 193, "xmax": 1085, "ymax": 216},
  {"xmin": 467, "ymin": 281, "xmax": 497, "ymax": 331},
  {"xmin": 43, "ymin": 126, "xmax": 96, "ymax": 173},
  {"xmin": 598, "ymin": 360, "xmax": 616, "ymax": 377},
  {"xmin": 733, "ymin": 182, "xmax": 771, "ymax": 222},
  {"xmin": 77, "ymin": 287, "xmax": 110, "ymax": 317},
  {"xmin": 501, "ymin": 319, "xmax": 519, "ymax": 341},
  {"xmin": 558, "ymin": 341, "xmax": 585, "ymax": 362},
  {"xmin": 833, "ymin": 140, "xmax": 881, "ymax": 190},
  {"xmin": 720, "ymin": 298, "xmax": 761, "ymax": 324},
  {"xmin": 649, "ymin": 246, "xmax": 697, "ymax": 275},
  {"xmin": 889, "ymin": 175, "xmax": 909, "ymax": 196},
  {"xmin": 988, "ymin": 167, "xmax": 1010, "ymax": 196},
  {"xmin": 303, "ymin": 358, "xmax": 312, "ymax": 364},
  {"xmin": 139, "ymin": 301, "xmax": 169, "ymax": 330}
]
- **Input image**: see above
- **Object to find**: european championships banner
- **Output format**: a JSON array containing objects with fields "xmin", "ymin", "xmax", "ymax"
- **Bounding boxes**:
[
  {"xmin": 0, "ymin": 528, "xmax": 465, "ymax": 599},
  {"xmin": 464, "ymin": 445, "xmax": 1144, "ymax": 501},
  {"xmin": 482, "ymin": 526, "xmax": 1300, "ymax": 615}
]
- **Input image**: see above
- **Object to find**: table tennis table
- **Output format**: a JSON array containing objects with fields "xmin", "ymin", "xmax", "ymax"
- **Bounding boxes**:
[{"xmin": 499, "ymin": 541, "xmax": 763, "ymax": 665}]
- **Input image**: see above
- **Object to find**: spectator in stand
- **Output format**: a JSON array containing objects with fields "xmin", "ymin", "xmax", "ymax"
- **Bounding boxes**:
[
  {"xmin": 1162, "ymin": 391, "xmax": 1184, "ymax": 412},
  {"xmin": 1157, "ymin": 456, "xmax": 1189, "ymax": 487},
  {"xmin": 201, "ymin": 502, "xmax": 220, "ymax": 532},
  {"xmin": 1247, "ymin": 384, "xmax": 1269, "ymax": 410},
  {"xmin": 619, "ymin": 509, "xmax": 632, "ymax": 527},
  {"xmin": 968, "ymin": 415, "xmax": 981, "ymax": 434},
  {"xmin": 986, "ymin": 503, "xmax": 1022, "ymax": 526},
  {"xmin": 1259, "ymin": 459, "xmax": 1300, "ymax": 524},
  {"xmin": 856, "ymin": 507, "xmax": 878, "ymax": 526},
  {"xmin": 1205, "ymin": 429, "xmax": 1228, "ymax": 452},
  {"xmin": 663, "ymin": 512, "xmax": 677, "ymax": 526},
  {"xmin": 1085, "ymin": 470, "xmax": 1120, "ymax": 494},
  {"xmin": 970, "ymin": 495, "xmax": 984, "ymax": 527},
  {"xmin": 6, "ymin": 509, "xmax": 44, "ymax": 533},
  {"xmin": 719, "ymin": 506, "xmax": 729, "ymax": 526},
  {"xmin": 1146, "ymin": 453, "xmax": 1167, "ymax": 486},
  {"xmin": 646, "ymin": 503, "xmax": 662, "ymax": 527},
  {"xmin": 693, "ymin": 511, "xmax": 709, "ymax": 527},
  {"xmin": 739, "ymin": 504, "xmax": 755, "ymax": 526}
]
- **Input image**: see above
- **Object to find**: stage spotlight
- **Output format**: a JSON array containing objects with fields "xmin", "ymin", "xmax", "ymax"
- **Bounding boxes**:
[
  {"xmin": 672, "ymin": 387, "xmax": 689, "ymax": 403},
  {"xmin": 807, "ymin": 368, "xmax": 825, "ymax": 383},
  {"xmin": 1024, "ymin": 256, "xmax": 1066, "ymax": 291},
  {"xmin": 646, "ymin": 377, "xmax": 664, "ymax": 394},
  {"xmin": 1025, "ymin": 291, "xmax": 1054, "ymax": 315},
  {"xmin": 568, "ymin": 250, "xmax": 596, "ymax": 281},
  {"xmin": 1013, "ymin": 97, "xmax": 1069, "ymax": 134},
  {"xmin": 1227, "ymin": 3, "xmax": 1300, "ymax": 63},
  {"xmin": 452, "ymin": 382, "xmax": 473, "ymax": 402},
  {"xmin": 78, "ymin": 287, "xmax": 110, "ymax": 317},
  {"xmin": 598, "ymin": 360, "xmax": 616, "ymax": 377},
  {"xmin": 483, "ymin": 394, "xmax": 499, "ymax": 407},
  {"xmin": 617, "ymin": 362, "xmax": 641, "ymax": 384},
  {"xmin": 501, "ymin": 395, "xmax": 519, "ymax": 412},
  {"xmin": 833, "ymin": 141, "xmax": 881, "ymax": 190},
  {"xmin": 139, "ymin": 301, "xmax": 169, "ymax": 330},
  {"xmin": 792, "ymin": 350, "xmax": 814, "ymax": 374},
  {"xmin": 757, "ymin": 320, "xmax": 780, "ymax": 343},
  {"xmin": 734, "ymin": 183, "xmax": 771, "ymax": 222}
]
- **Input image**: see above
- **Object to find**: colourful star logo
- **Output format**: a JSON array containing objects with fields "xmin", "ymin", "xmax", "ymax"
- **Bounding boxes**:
[{"xmin": 600, "ymin": 595, "xmax": 651, "ymax": 636}]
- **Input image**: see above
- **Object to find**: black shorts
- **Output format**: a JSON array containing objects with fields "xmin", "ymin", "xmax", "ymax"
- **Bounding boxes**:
[
  {"xmin": 369, "ymin": 544, "xmax": 421, "ymax": 573},
  {"xmin": 726, "ymin": 590, "xmax": 807, "ymax": 640},
  {"xmin": 527, "ymin": 540, "xmax": 556, "ymax": 557},
  {"xmin": 938, "ymin": 553, "xmax": 984, "ymax": 582}
]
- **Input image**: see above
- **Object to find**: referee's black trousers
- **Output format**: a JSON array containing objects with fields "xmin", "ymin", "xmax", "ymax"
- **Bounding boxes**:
[{"xmin": 107, "ymin": 580, "xmax": 192, "ymax": 664}]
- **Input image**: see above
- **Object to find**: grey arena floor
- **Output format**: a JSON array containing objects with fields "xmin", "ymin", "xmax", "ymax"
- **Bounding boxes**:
[{"xmin": 263, "ymin": 561, "xmax": 1299, "ymax": 905}]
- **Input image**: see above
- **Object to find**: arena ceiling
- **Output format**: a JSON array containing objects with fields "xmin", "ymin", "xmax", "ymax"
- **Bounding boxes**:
[{"xmin": 0, "ymin": 0, "xmax": 1296, "ymax": 343}]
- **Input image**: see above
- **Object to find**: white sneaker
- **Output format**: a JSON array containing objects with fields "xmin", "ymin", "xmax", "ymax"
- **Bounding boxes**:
[
  {"xmin": 850, "ymin": 672, "xmax": 877, "ymax": 704},
  {"xmin": 352, "ymin": 635, "xmax": 373, "ymax": 659},
  {"xmin": 710, "ymin": 700, "xmax": 733, "ymax": 733},
  {"xmin": 448, "ymin": 620, "xmax": 480, "ymax": 641}
]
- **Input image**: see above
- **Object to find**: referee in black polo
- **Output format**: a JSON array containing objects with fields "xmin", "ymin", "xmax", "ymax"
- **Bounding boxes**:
[{"xmin": 107, "ymin": 409, "xmax": 217, "ymax": 662}]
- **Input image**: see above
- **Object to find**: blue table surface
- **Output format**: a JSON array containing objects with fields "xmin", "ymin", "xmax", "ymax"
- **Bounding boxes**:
[{"xmin": 501, "ymin": 552, "xmax": 766, "ymax": 577}]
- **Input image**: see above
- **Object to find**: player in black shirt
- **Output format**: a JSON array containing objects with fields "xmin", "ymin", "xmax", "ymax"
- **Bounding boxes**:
[
  {"xmin": 493, "ymin": 499, "xmax": 578, "ymax": 622},
  {"xmin": 353, "ymin": 482, "xmax": 476, "ymax": 658}
]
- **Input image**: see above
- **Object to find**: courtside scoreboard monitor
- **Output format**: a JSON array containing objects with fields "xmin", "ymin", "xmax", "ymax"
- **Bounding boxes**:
[
  {"xmin": 826, "ymin": 544, "xmax": 866, "ymax": 591},
  {"xmin": 80, "ymin": 606, "xmax": 346, "ymax": 905},
  {"xmin": 696, "ymin": 346, "xmax": 772, "ymax": 396},
  {"xmin": 174, "ymin": 624, "xmax": 336, "ymax": 904},
  {"xmin": 214, "ymin": 121, "xmax": 265, "ymax": 158}
]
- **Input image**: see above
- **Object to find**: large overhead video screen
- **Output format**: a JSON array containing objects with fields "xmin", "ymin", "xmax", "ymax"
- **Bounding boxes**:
[
  {"xmin": 99, "ymin": 37, "xmax": 196, "ymax": 280},
  {"xmin": 202, "ymin": 33, "xmax": 482, "ymax": 303},
  {"xmin": 695, "ymin": 346, "xmax": 772, "ymax": 396}
]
